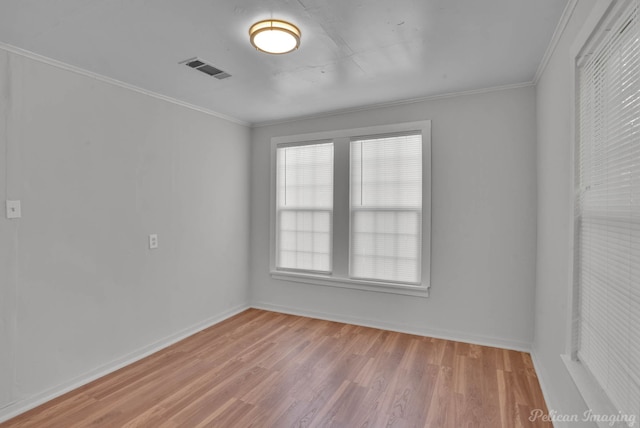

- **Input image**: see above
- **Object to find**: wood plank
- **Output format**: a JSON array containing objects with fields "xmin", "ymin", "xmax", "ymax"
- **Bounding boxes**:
[{"xmin": 0, "ymin": 309, "xmax": 551, "ymax": 428}]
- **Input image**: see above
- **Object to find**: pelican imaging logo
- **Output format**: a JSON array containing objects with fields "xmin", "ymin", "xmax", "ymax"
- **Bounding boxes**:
[{"xmin": 529, "ymin": 409, "xmax": 637, "ymax": 426}]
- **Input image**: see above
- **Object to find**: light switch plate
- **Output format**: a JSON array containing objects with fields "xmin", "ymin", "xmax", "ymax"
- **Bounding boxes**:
[
  {"xmin": 6, "ymin": 200, "xmax": 21, "ymax": 219},
  {"xmin": 149, "ymin": 234, "xmax": 158, "ymax": 249}
]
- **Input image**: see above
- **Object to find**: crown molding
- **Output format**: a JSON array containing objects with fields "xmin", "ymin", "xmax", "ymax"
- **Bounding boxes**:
[
  {"xmin": 0, "ymin": 42, "xmax": 250, "ymax": 127},
  {"xmin": 0, "ymin": 39, "xmax": 544, "ymax": 129},
  {"xmin": 251, "ymin": 81, "xmax": 535, "ymax": 128},
  {"xmin": 533, "ymin": 0, "xmax": 579, "ymax": 84}
]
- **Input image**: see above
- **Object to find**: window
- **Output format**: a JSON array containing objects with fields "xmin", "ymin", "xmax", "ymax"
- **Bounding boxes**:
[
  {"xmin": 350, "ymin": 133, "xmax": 422, "ymax": 284},
  {"xmin": 276, "ymin": 142, "xmax": 334, "ymax": 273},
  {"xmin": 574, "ymin": 0, "xmax": 640, "ymax": 422},
  {"xmin": 270, "ymin": 121, "xmax": 431, "ymax": 296}
]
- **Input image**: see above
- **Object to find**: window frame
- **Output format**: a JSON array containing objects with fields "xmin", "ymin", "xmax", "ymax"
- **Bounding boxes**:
[
  {"xmin": 274, "ymin": 140, "xmax": 334, "ymax": 274},
  {"xmin": 269, "ymin": 121, "xmax": 431, "ymax": 297},
  {"xmin": 566, "ymin": 0, "xmax": 640, "ymax": 425}
]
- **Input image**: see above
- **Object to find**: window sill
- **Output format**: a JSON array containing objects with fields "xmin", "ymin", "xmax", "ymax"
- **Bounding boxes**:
[
  {"xmin": 270, "ymin": 270, "xmax": 430, "ymax": 297},
  {"xmin": 561, "ymin": 355, "xmax": 623, "ymax": 428}
]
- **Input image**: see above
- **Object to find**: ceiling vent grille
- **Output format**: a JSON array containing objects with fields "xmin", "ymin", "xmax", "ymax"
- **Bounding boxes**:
[{"xmin": 181, "ymin": 57, "xmax": 231, "ymax": 80}]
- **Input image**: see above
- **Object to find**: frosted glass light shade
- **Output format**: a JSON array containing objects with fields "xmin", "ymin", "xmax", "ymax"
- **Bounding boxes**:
[{"xmin": 250, "ymin": 20, "xmax": 301, "ymax": 54}]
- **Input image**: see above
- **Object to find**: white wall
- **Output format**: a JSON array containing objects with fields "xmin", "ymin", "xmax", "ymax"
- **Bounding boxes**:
[
  {"xmin": 0, "ymin": 50, "xmax": 13, "ymax": 408},
  {"xmin": 0, "ymin": 47, "xmax": 251, "ymax": 418},
  {"xmin": 250, "ymin": 85, "xmax": 537, "ymax": 350},
  {"xmin": 533, "ymin": 1, "xmax": 597, "ymax": 425}
]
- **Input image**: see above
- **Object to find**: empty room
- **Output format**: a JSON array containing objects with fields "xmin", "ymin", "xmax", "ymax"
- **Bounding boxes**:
[{"xmin": 0, "ymin": 0, "xmax": 638, "ymax": 427}]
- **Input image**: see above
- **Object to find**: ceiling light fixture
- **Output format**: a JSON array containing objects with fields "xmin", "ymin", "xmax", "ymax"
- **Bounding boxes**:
[{"xmin": 249, "ymin": 19, "xmax": 301, "ymax": 54}]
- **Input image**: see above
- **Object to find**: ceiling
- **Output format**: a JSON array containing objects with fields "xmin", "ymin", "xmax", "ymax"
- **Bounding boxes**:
[{"xmin": 0, "ymin": 0, "xmax": 568, "ymax": 125}]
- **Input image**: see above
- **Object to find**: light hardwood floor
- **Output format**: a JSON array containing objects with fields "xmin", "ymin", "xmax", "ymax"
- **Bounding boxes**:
[{"xmin": 1, "ymin": 309, "xmax": 551, "ymax": 427}]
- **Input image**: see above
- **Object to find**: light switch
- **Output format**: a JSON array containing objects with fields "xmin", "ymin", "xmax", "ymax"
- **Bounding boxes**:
[
  {"xmin": 6, "ymin": 200, "xmax": 21, "ymax": 219},
  {"xmin": 149, "ymin": 234, "xmax": 158, "ymax": 249}
]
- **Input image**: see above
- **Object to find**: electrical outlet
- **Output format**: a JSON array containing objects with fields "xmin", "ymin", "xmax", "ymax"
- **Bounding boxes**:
[
  {"xmin": 149, "ymin": 234, "xmax": 158, "ymax": 249},
  {"xmin": 6, "ymin": 200, "xmax": 21, "ymax": 219}
]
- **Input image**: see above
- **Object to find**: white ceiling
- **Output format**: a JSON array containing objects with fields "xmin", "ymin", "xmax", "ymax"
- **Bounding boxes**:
[{"xmin": 0, "ymin": 0, "xmax": 568, "ymax": 125}]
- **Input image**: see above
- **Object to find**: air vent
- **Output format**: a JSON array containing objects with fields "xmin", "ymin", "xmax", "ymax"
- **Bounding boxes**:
[{"xmin": 180, "ymin": 57, "xmax": 231, "ymax": 80}]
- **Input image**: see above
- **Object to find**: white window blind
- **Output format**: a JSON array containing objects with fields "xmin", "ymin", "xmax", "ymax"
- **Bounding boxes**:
[
  {"xmin": 576, "ymin": 0, "xmax": 640, "ymax": 422},
  {"xmin": 276, "ymin": 142, "xmax": 334, "ymax": 273},
  {"xmin": 350, "ymin": 133, "xmax": 422, "ymax": 284}
]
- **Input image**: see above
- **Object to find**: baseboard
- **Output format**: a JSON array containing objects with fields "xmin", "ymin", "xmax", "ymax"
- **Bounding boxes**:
[
  {"xmin": 0, "ymin": 303, "xmax": 250, "ymax": 424},
  {"xmin": 252, "ymin": 302, "xmax": 532, "ymax": 352},
  {"xmin": 0, "ymin": 301, "xmax": 532, "ymax": 424}
]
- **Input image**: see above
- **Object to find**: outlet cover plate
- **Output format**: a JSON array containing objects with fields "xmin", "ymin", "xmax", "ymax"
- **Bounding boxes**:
[{"xmin": 6, "ymin": 200, "xmax": 21, "ymax": 219}]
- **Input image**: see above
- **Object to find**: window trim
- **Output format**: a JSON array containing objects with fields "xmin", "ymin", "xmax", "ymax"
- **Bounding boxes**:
[{"xmin": 269, "ymin": 120, "xmax": 431, "ymax": 297}]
